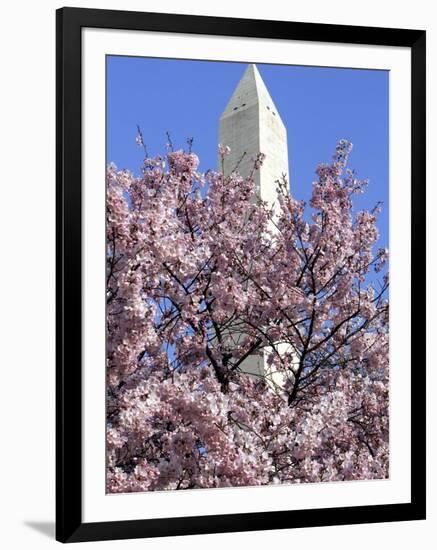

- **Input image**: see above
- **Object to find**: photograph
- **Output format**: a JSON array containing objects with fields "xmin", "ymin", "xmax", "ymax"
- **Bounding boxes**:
[
  {"xmin": 0, "ymin": 1, "xmax": 431, "ymax": 547},
  {"xmin": 105, "ymin": 57, "xmax": 390, "ymax": 494}
]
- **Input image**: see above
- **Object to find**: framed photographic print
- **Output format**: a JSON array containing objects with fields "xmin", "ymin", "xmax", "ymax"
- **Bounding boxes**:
[{"xmin": 56, "ymin": 7, "xmax": 426, "ymax": 543}]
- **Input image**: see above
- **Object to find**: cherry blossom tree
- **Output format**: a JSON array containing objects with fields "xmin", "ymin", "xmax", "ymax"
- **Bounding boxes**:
[{"xmin": 106, "ymin": 139, "xmax": 389, "ymax": 492}]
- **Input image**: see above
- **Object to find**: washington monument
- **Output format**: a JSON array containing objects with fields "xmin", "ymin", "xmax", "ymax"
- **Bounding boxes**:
[{"xmin": 218, "ymin": 64, "xmax": 294, "ymax": 390}]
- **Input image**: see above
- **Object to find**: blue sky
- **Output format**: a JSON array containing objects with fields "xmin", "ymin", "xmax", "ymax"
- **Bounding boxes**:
[{"xmin": 107, "ymin": 56, "xmax": 388, "ymax": 251}]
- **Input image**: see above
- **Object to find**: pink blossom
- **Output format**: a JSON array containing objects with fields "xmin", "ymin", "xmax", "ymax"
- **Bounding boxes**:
[{"xmin": 106, "ymin": 141, "xmax": 389, "ymax": 492}]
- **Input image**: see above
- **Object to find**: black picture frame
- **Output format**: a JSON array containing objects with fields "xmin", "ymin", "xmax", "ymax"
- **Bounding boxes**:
[{"xmin": 56, "ymin": 6, "xmax": 426, "ymax": 543}]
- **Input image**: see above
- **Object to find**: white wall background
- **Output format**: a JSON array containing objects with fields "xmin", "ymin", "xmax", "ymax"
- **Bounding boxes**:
[{"xmin": 0, "ymin": 1, "xmax": 434, "ymax": 548}]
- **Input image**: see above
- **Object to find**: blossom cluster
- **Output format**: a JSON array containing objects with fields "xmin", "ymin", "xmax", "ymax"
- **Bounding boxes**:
[{"xmin": 106, "ymin": 140, "xmax": 389, "ymax": 492}]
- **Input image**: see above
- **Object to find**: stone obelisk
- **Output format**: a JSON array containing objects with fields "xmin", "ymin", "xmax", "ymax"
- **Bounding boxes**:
[{"xmin": 218, "ymin": 64, "xmax": 294, "ymax": 391}]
